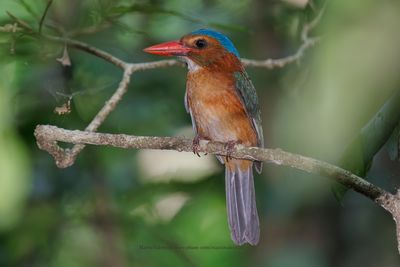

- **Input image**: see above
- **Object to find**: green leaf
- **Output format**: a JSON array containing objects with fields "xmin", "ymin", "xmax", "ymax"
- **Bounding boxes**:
[{"xmin": 332, "ymin": 90, "xmax": 400, "ymax": 201}]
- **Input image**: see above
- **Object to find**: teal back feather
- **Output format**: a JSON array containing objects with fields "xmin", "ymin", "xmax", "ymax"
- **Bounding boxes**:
[{"xmin": 234, "ymin": 71, "xmax": 264, "ymax": 172}]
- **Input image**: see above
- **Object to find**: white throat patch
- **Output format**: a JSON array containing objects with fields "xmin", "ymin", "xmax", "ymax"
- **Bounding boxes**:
[{"xmin": 181, "ymin": 57, "xmax": 201, "ymax": 73}]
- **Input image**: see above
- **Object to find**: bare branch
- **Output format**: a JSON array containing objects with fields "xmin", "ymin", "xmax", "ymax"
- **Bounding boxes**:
[
  {"xmin": 37, "ymin": 33, "xmax": 318, "ymax": 70},
  {"xmin": 131, "ymin": 59, "xmax": 184, "ymax": 71},
  {"xmin": 7, "ymin": 3, "xmax": 322, "ymax": 70},
  {"xmin": 241, "ymin": 40, "xmax": 318, "ymax": 69},
  {"xmin": 0, "ymin": 23, "xmax": 22, "ymax": 33},
  {"xmin": 378, "ymin": 192, "xmax": 400, "ymax": 254},
  {"xmin": 33, "ymin": 124, "xmax": 400, "ymax": 252},
  {"xmin": 242, "ymin": 5, "xmax": 323, "ymax": 68},
  {"xmin": 34, "ymin": 125, "xmax": 387, "ymax": 200},
  {"xmin": 6, "ymin": 11, "xmax": 33, "ymax": 32},
  {"xmin": 43, "ymin": 35, "xmax": 128, "ymax": 69}
]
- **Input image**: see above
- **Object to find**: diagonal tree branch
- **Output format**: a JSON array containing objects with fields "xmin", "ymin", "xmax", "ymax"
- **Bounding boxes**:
[
  {"xmin": 33, "ymin": 124, "xmax": 400, "ymax": 253},
  {"xmin": 43, "ymin": 34, "xmax": 128, "ymax": 69},
  {"xmin": 8, "ymin": 1, "xmax": 321, "ymax": 70},
  {"xmin": 34, "ymin": 125, "xmax": 388, "ymax": 199}
]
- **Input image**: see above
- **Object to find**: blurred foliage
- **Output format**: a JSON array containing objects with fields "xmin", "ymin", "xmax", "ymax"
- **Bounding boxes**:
[
  {"xmin": 0, "ymin": 0, "xmax": 400, "ymax": 267},
  {"xmin": 0, "ymin": 62, "xmax": 30, "ymax": 231}
]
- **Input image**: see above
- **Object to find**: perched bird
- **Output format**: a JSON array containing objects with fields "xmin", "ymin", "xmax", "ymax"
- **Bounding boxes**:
[{"xmin": 144, "ymin": 29, "xmax": 263, "ymax": 245}]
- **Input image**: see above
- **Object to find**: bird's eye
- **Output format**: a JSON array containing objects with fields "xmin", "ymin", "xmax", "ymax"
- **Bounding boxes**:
[{"xmin": 195, "ymin": 39, "xmax": 207, "ymax": 49}]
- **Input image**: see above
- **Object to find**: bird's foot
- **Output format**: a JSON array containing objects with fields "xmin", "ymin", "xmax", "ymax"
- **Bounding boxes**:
[
  {"xmin": 224, "ymin": 140, "xmax": 240, "ymax": 162},
  {"xmin": 192, "ymin": 135, "xmax": 201, "ymax": 157}
]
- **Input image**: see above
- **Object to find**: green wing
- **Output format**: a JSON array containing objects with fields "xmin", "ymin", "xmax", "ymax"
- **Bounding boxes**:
[{"xmin": 234, "ymin": 71, "xmax": 264, "ymax": 172}]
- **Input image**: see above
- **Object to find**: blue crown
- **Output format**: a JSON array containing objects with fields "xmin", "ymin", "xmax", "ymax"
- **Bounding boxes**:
[{"xmin": 191, "ymin": 29, "xmax": 240, "ymax": 58}]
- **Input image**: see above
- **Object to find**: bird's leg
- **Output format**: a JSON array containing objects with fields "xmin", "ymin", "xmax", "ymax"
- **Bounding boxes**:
[{"xmin": 224, "ymin": 140, "xmax": 241, "ymax": 162}]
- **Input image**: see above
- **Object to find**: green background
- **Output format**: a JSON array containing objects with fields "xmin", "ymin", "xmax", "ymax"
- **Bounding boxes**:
[{"xmin": 1, "ymin": 0, "xmax": 400, "ymax": 266}]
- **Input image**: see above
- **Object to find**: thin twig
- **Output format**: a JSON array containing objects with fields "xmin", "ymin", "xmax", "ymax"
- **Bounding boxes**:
[
  {"xmin": 6, "ymin": 11, "xmax": 33, "ymax": 32},
  {"xmin": 56, "ymin": 66, "xmax": 134, "ymax": 168},
  {"xmin": 39, "ymin": 0, "xmax": 54, "ymax": 34},
  {"xmin": 0, "ymin": 23, "xmax": 23, "ymax": 33},
  {"xmin": 7, "ymin": 4, "xmax": 320, "ymax": 70},
  {"xmin": 242, "ymin": 5, "xmax": 323, "ymax": 68},
  {"xmin": 10, "ymin": 23, "xmax": 18, "ymax": 54},
  {"xmin": 131, "ymin": 60, "xmax": 184, "ymax": 71},
  {"xmin": 43, "ymin": 34, "xmax": 128, "ymax": 69}
]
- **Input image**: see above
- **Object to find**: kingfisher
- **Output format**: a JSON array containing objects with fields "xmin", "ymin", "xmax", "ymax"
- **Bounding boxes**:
[{"xmin": 144, "ymin": 29, "xmax": 264, "ymax": 245}]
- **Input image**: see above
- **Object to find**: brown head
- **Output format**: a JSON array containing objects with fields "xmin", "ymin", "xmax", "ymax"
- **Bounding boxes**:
[{"xmin": 143, "ymin": 29, "xmax": 242, "ymax": 71}]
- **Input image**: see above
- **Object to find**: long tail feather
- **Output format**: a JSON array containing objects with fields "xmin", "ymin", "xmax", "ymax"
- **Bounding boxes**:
[{"xmin": 225, "ymin": 160, "xmax": 260, "ymax": 245}]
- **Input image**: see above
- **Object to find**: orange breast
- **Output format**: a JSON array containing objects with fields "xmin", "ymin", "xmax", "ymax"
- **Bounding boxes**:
[{"xmin": 186, "ymin": 70, "xmax": 257, "ymax": 146}]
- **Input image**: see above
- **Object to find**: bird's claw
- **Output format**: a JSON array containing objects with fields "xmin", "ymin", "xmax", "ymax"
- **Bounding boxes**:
[
  {"xmin": 192, "ymin": 136, "xmax": 201, "ymax": 157},
  {"xmin": 225, "ymin": 140, "xmax": 239, "ymax": 162}
]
